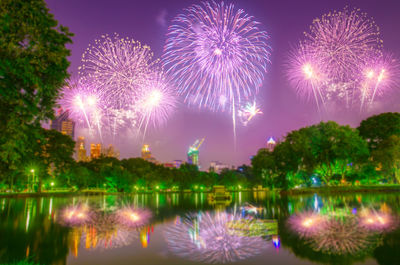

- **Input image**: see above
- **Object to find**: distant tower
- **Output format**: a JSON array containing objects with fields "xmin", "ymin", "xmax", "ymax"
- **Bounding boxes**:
[
  {"xmin": 187, "ymin": 138, "xmax": 205, "ymax": 166},
  {"xmin": 90, "ymin": 143, "xmax": 101, "ymax": 159},
  {"xmin": 267, "ymin": 137, "xmax": 276, "ymax": 151},
  {"xmin": 76, "ymin": 136, "xmax": 87, "ymax": 161},
  {"xmin": 141, "ymin": 144, "xmax": 152, "ymax": 160},
  {"xmin": 102, "ymin": 144, "xmax": 120, "ymax": 159},
  {"xmin": 51, "ymin": 108, "xmax": 75, "ymax": 139}
]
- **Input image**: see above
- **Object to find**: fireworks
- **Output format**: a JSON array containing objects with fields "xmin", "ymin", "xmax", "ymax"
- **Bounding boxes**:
[
  {"xmin": 288, "ymin": 211, "xmax": 328, "ymax": 238},
  {"xmin": 115, "ymin": 206, "xmax": 152, "ymax": 229},
  {"xmin": 78, "ymin": 33, "xmax": 156, "ymax": 137},
  {"xmin": 308, "ymin": 218, "xmax": 376, "ymax": 255},
  {"xmin": 358, "ymin": 209, "xmax": 398, "ymax": 232},
  {"xmin": 163, "ymin": 1, "xmax": 271, "ymax": 142},
  {"xmin": 164, "ymin": 211, "xmax": 268, "ymax": 264},
  {"xmin": 137, "ymin": 71, "xmax": 177, "ymax": 138},
  {"xmin": 58, "ymin": 78, "xmax": 103, "ymax": 140},
  {"xmin": 360, "ymin": 52, "xmax": 400, "ymax": 111},
  {"xmin": 238, "ymin": 101, "xmax": 263, "ymax": 126},
  {"xmin": 286, "ymin": 7, "xmax": 394, "ymax": 113},
  {"xmin": 58, "ymin": 204, "xmax": 93, "ymax": 227}
]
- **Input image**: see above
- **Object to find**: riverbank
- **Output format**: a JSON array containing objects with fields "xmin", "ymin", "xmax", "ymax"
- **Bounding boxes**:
[{"xmin": 282, "ymin": 185, "xmax": 400, "ymax": 195}]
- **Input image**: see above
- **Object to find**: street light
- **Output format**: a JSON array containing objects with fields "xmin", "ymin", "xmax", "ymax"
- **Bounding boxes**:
[{"xmin": 30, "ymin": 169, "xmax": 35, "ymax": 192}]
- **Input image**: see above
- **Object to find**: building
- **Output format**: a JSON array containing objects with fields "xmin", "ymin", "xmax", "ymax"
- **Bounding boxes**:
[
  {"xmin": 267, "ymin": 137, "xmax": 277, "ymax": 151},
  {"xmin": 102, "ymin": 144, "xmax": 120, "ymax": 159},
  {"xmin": 51, "ymin": 108, "xmax": 75, "ymax": 138},
  {"xmin": 75, "ymin": 136, "xmax": 88, "ymax": 162},
  {"xmin": 141, "ymin": 144, "xmax": 152, "ymax": 160},
  {"xmin": 173, "ymin": 160, "xmax": 183, "ymax": 168},
  {"xmin": 90, "ymin": 143, "xmax": 101, "ymax": 160},
  {"xmin": 187, "ymin": 138, "xmax": 205, "ymax": 166},
  {"xmin": 209, "ymin": 161, "xmax": 230, "ymax": 174}
]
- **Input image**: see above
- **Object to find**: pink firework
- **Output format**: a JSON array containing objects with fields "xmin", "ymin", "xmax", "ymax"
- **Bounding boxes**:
[
  {"xmin": 358, "ymin": 210, "xmax": 398, "ymax": 232},
  {"xmin": 286, "ymin": 44, "xmax": 326, "ymax": 112},
  {"xmin": 287, "ymin": 7, "xmax": 384, "ymax": 112},
  {"xmin": 58, "ymin": 204, "xmax": 93, "ymax": 227},
  {"xmin": 115, "ymin": 207, "xmax": 152, "ymax": 229},
  {"xmin": 163, "ymin": 1, "xmax": 271, "ymax": 144},
  {"xmin": 164, "ymin": 211, "xmax": 268, "ymax": 264},
  {"xmin": 304, "ymin": 7, "xmax": 382, "ymax": 84},
  {"xmin": 137, "ymin": 71, "xmax": 177, "ymax": 138},
  {"xmin": 79, "ymin": 33, "xmax": 156, "ymax": 137},
  {"xmin": 359, "ymin": 52, "xmax": 400, "ymax": 111},
  {"xmin": 287, "ymin": 211, "xmax": 328, "ymax": 238}
]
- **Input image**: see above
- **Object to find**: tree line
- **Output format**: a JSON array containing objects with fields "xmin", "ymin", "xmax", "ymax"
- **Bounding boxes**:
[{"xmin": 251, "ymin": 112, "xmax": 400, "ymax": 190}]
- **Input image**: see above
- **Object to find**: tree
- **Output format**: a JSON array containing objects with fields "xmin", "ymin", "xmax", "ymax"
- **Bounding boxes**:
[
  {"xmin": 371, "ymin": 135, "xmax": 400, "ymax": 183},
  {"xmin": 358, "ymin": 112, "xmax": 400, "ymax": 151},
  {"xmin": 0, "ymin": 0, "xmax": 73, "ymax": 176}
]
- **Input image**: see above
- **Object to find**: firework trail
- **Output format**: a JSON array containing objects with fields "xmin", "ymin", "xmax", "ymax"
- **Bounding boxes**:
[
  {"xmin": 163, "ymin": 1, "xmax": 271, "ymax": 145},
  {"xmin": 164, "ymin": 211, "xmax": 268, "ymax": 263}
]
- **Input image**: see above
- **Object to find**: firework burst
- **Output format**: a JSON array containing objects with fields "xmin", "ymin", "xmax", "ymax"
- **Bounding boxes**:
[
  {"xmin": 287, "ymin": 211, "xmax": 328, "ymax": 238},
  {"xmin": 164, "ymin": 211, "xmax": 268, "ymax": 264},
  {"xmin": 115, "ymin": 206, "xmax": 152, "ymax": 229},
  {"xmin": 137, "ymin": 71, "xmax": 177, "ymax": 139},
  {"xmin": 359, "ymin": 52, "xmax": 400, "ymax": 111},
  {"xmin": 163, "ymin": 1, "xmax": 271, "ymax": 143},
  {"xmin": 79, "ymin": 33, "xmax": 156, "ymax": 137},
  {"xmin": 287, "ymin": 7, "xmax": 386, "ymax": 113},
  {"xmin": 238, "ymin": 101, "xmax": 263, "ymax": 126},
  {"xmin": 58, "ymin": 204, "xmax": 93, "ymax": 227},
  {"xmin": 358, "ymin": 209, "xmax": 398, "ymax": 232},
  {"xmin": 307, "ymin": 217, "xmax": 376, "ymax": 255}
]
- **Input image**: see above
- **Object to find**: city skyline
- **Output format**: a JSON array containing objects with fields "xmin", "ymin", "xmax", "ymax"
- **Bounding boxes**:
[{"xmin": 46, "ymin": 0, "xmax": 400, "ymax": 167}]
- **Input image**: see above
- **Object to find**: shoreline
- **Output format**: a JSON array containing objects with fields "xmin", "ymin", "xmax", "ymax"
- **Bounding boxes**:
[
  {"xmin": 281, "ymin": 185, "xmax": 400, "ymax": 195},
  {"xmin": 0, "ymin": 185, "xmax": 399, "ymax": 198}
]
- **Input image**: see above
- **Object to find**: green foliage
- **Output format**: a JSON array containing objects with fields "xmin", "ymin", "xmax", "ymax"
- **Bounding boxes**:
[
  {"xmin": 0, "ymin": 0, "xmax": 73, "ymax": 179},
  {"xmin": 252, "ymin": 121, "xmax": 369, "ymax": 189}
]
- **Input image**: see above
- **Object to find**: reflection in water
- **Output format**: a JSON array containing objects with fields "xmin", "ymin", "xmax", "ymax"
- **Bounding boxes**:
[
  {"xmin": 115, "ymin": 206, "xmax": 152, "ymax": 229},
  {"xmin": 164, "ymin": 211, "xmax": 269, "ymax": 264},
  {"xmin": 0, "ymin": 193, "xmax": 399, "ymax": 265},
  {"xmin": 287, "ymin": 206, "xmax": 398, "ymax": 256},
  {"xmin": 60, "ymin": 204, "xmax": 153, "ymax": 251}
]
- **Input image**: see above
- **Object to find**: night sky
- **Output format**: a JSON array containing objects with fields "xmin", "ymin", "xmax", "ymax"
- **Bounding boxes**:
[{"xmin": 45, "ymin": 0, "xmax": 400, "ymax": 168}]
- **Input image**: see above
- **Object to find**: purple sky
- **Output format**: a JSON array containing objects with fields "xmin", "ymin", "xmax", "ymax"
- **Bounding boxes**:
[{"xmin": 45, "ymin": 0, "xmax": 400, "ymax": 168}]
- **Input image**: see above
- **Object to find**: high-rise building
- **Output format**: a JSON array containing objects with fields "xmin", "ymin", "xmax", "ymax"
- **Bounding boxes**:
[
  {"xmin": 266, "ymin": 137, "xmax": 276, "ymax": 151},
  {"xmin": 90, "ymin": 143, "xmax": 101, "ymax": 159},
  {"xmin": 141, "ymin": 144, "xmax": 152, "ymax": 160},
  {"xmin": 51, "ymin": 108, "xmax": 75, "ymax": 138},
  {"xmin": 76, "ymin": 136, "xmax": 87, "ymax": 162},
  {"xmin": 173, "ymin": 160, "xmax": 183, "ymax": 168},
  {"xmin": 102, "ymin": 144, "xmax": 120, "ymax": 159},
  {"xmin": 209, "ymin": 161, "xmax": 230, "ymax": 173}
]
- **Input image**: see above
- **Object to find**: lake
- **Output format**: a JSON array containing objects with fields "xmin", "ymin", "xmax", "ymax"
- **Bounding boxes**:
[{"xmin": 0, "ymin": 192, "xmax": 399, "ymax": 265}]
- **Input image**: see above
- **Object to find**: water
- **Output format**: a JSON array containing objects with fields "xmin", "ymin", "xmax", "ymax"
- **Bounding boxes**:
[{"xmin": 0, "ymin": 192, "xmax": 399, "ymax": 265}]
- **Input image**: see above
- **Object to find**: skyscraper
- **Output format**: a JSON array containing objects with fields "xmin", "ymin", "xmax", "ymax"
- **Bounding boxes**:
[
  {"xmin": 102, "ymin": 144, "xmax": 120, "ymax": 159},
  {"xmin": 51, "ymin": 108, "xmax": 75, "ymax": 139},
  {"xmin": 267, "ymin": 137, "xmax": 276, "ymax": 151},
  {"xmin": 75, "ymin": 136, "xmax": 87, "ymax": 162},
  {"xmin": 141, "ymin": 144, "xmax": 152, "ymax": 160},
  {"xmin": 90, "ymin": 143, "xmax": 101, "ymax": 160}
]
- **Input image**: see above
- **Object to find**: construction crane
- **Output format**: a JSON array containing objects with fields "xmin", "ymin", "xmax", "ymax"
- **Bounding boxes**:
[{"xmin": 187, "ymin": 138, "xmax": 205, "ymax": 166}]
